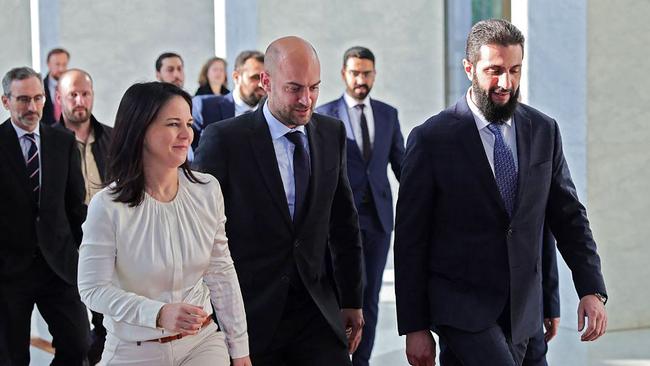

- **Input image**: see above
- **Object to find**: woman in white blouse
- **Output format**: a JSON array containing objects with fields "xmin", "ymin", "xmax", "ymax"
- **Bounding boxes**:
[{"xmin": 77, "ymin": 82, "xmax": 251, "ymax": 366}]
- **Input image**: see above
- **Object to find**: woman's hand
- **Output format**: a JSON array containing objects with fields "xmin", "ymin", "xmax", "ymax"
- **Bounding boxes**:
[
  {"xmin": 157, "ymin": 303, "xmax": 208, "ymax": 336},
  {"xmin": 232, "ymin": 356, "xmax": 252, "ymax": 366}
]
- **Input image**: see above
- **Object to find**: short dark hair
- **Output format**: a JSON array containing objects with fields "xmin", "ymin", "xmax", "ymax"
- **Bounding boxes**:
[
  {"xmin": 46, "ymin": 48, "xmax": 70, "ymax": 62},
  {"xmin": 465, "ymin": 19, "xmax": 525, "ymax": 65},
  {"xmin": 342, "ymin": 46, "xmax": 375, "ymax": 67},
  {"xmin": 2, "ymin": 67, "xmax": 42, "ymax": 96},
  {"xmin": 155, "ymin": 52, "xmax": 183, "ymax": 72},
  {"xmin": 107, "ymin": 82, "xmax": 203, "ymax": 207},
  {"xmin": 234, "ymin": 50, "xmax": 264, "ymax": 71}
]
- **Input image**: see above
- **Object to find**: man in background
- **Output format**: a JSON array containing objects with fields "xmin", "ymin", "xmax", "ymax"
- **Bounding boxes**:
[
  {"xmin": 0, "ymin": 66, "xmax": 89, "ymax": 365},
  {"xmin": 155, "ymin": 52, "xmax": 185, "ymax": 88},
  {"xmin": 42, "ymin": 48, "xmax": 70, "ymax": 125},
  {"xmin": 54, "ymin": 68, "xmax": 113, "ymax": 364},
  {"xmin": 191, "ymin": 50, "xmax": 266, "ymax": 150},
  {"xmin": 317, "ymin": 46, "xmax": 404, "ymax": 366}
]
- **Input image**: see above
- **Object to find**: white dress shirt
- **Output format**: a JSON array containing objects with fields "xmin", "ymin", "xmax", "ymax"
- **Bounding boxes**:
[
  {"xmin": 343, "ymin": 92, "xmax": 375, "ymax": 152},
  {"xmin": 262, "ymin": 101, "xmax": 310, "ymax": 219},
  {"xmin": 466, "ymin": 89, "xmax": 519, "ymax": 175},
  {"xmin": 78, "ymin": 170, "xmax": 249, "ymax": 358}
]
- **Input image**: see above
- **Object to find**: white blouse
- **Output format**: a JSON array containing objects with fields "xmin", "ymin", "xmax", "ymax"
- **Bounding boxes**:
[{"xmin": 78, "ymin": 170, "xmax": 249, "ymax": 358}]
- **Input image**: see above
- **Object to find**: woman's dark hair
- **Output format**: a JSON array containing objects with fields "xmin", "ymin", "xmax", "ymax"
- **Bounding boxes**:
[{"xmin": 106, "ymin": 82, "xmax": 204, "ymax": 207}]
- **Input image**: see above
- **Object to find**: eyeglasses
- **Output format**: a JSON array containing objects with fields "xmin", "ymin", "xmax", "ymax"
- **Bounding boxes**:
[{"xmin": 10, "ymin": 94, "xmax": 46, "ymax": 105}]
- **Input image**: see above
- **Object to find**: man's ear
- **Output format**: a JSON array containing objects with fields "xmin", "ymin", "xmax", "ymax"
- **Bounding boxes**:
[
  {"xmin": 260, "ymin": 71, "xmax": 271, "ymax": 93},
  {"xmin": 462, "ymin": 59, "xmax": 474, "ymax": 81}
]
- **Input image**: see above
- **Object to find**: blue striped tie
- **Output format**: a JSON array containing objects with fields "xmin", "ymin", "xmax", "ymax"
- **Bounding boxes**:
[
  {"xmin": 486, "ymin": 123, "xmax": 517, "ymax": 217},
  {"xmin": 24, "ymin": 133, "xmax": 40, "ymax": 204}
]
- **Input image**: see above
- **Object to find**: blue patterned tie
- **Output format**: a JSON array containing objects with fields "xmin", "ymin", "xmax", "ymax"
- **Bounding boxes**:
[
  {"xmin": 486, "ymin": 123, "xmax": 517, "ymax": 217},
  {"xmin": 24, "ymin": 133, "xmax": 40, "ymax": 204}
]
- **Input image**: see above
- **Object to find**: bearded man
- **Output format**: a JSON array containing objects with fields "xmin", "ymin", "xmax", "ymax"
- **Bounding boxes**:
[
  {"xmin": 394, "ymin": 19, "xmax": 608, "ymax": 366},
  {"xmin": 54, "ymin": 68, "xmax": 112, "ymax": 364}
]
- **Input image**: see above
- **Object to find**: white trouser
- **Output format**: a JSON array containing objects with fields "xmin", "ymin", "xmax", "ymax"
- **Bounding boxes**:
[{"xmin": 99, "ymin": 322, "xmax": 229, "ymax": 366}]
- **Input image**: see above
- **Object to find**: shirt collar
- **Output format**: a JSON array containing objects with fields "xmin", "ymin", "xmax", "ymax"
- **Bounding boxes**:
[
  {"xmin": 343, "ymin": 92, "xmax": 370, "ymax": 110},
  {"xmin": 233, "ymin": 87, "xmax": 259, "ymax": 112},
  {"xmin": 465, "ymin": 88, "xmax": 513, "ymax": 131},
  {"xmin": 10, "ymin": 120, "xmax": 40, "ymax": 139},
  {"xmin": 262, "ymin": 100, "xmax": 306, "ymax": 140}
]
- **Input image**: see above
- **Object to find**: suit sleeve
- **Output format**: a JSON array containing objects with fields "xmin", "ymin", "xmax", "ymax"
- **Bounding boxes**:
[
  {"xmin": 394, "ymin": 126, "xmax": 434, "ymax": 335},
  {"xmin": 329, "ymin": 121, "xmax": 364, "ymax": 309},
  {"xmin": 192, "ymin": 123, "xmax": 227, "ymax": 183},
  {"xmin": 546, "ymin": 120, "xmax": 606, "ymax": 299},
  {"xmin": 389, "ymin": 109, "xmax": 405, "ymax": 181},
  {"xmin": 541, "ymin": 225, "xmax": 560, "ymax": 318},
  {"xmin": 64, "ymin": 136, "xmax": 87, "ymax": 246},
  {"xmin": 192, "ymin": 96, "xmax": 205, "ymax": 137}
]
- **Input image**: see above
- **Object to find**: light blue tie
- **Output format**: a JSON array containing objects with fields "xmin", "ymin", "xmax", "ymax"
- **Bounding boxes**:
[{"xmin": 486, "ymin": 123, "xmax": 518, "ymax": 217}]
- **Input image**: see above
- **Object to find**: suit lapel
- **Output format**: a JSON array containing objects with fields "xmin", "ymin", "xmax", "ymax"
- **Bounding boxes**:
[
  {"xmin": 224, "ymin": 93, "xmax": 235, "ymax": 119},
  {"xmin": 454, "ymin": 99, "xmax": 508, "ymax": 214},
  {"xmin": 249, "ymin": 110, "xmax": 293, "ymax": 229},
  {"xmin": 0, "ymin": 120, "xmax": 32, "ymax": 197},
  {"xmin": 512, "ymin": 106, "xmax": 532, "ymax": 217},
  {"xmin": 39, "ymin": 125, "xmax": 56, "ymax": 207},
  {"xmin": 336, "ymin": 96, "xmax": 364, "ymax": 162}
]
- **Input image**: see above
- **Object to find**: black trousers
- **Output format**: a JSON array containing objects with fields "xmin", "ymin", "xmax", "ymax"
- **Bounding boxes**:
[
  {"xmin": 522, "ymin": 326, "xmax": 549, "ymax": 366},
  {"xmin": 352, "ymin": 209, "xmax": 391, "ymax": 366},
  {"xmin": 251, "ymin": 282, "xmax": 351, "ymax": 366},
  {"xmin": 436, "ymin": 303, "xmax": 528, "ymax": 366},
  {"xmin": 1, "ymin": 254, "xmax": 90, "ymax": 366}
]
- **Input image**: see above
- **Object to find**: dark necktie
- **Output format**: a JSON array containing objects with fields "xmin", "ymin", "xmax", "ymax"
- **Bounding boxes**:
[
  {"xmin": 24, "ymin": 133, "xmax": 40, "ymax": 204},
  {"xmin": 486, "ymin": 123, "xmax": 518, "ymax": 217},
  {"xmin": 356, "ymin": 104, "xmax": 372, "ymax": 162},
  {"xmin": 285, "ymin": 131, "xmax": 310, "ymax": 222}
]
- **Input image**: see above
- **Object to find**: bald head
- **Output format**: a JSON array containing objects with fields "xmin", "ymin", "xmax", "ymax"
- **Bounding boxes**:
[
  {"xmin": 265, "ymin": 36, "xmax": 320, "ymax": 76},
  {"xmin": 57, "ymin": 68, "xmax": 94, "ymax": 126},
  {"xmin": 261, "ymin": 36, "xmax": 321, "ymax": 127}
]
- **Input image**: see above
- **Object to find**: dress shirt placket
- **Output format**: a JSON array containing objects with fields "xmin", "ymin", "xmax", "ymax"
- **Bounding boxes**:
[{"xmin": 164, "ymin": 203, "xmax": 184, "ymax": 303}]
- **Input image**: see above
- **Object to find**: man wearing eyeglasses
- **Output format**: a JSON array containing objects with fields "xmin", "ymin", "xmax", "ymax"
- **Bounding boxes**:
[
  {"xmin": 317, "ymin": 46, "xmax": 405, "ymax": 366},
  {"xmin": 0, "ymin": 66, "xmax": 90, "ymax": 365}
]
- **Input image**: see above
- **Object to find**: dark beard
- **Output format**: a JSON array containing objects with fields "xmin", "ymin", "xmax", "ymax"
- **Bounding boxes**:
[{"xmin": 472, "ymin": 75, "xmax": 519, "ymax": 123}]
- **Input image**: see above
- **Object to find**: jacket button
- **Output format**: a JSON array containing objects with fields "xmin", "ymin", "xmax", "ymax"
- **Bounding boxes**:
[
  {"xmin": 294, "ymin": 240, "xmax": 300, "ymax": 248},
  {"xmin": 507, "ymin": 228, "xmax": 513, "ymax": 237},
  {"xmin": 281, "ymin": 275, "xmax": 290, "ymax": 283}
]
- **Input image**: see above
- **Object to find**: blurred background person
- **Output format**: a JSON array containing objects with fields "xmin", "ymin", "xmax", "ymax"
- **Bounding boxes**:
[
  {"xmin": 155, "ymin": 52, "xmax": 185, "ymax": 89},
  {"xmin": 77, "ymin": 82, "xmax": 250, "ymax": 366},
  {"xmin": 195, "ymin": 57, "xmax": 230, "ymax": 96},
  {"xmin": 54, "ymin": 68, "xmax": 113, "ymax": 364},
  {"xmin": 42, "ymin": 47, "xmax": 70, "ymax": 125}
]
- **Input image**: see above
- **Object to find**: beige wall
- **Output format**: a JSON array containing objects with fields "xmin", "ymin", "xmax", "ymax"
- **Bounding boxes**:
[
  {"xmin": 256, "ymin": 0, "xmax": 446, "ymax": 133},
  {"xmin": 587, "ymin": 0, "xmax": 650, "ymax": 330},
  {"xmin": 0, "ymin": 0, "xmax": 32, "ymax": 122}
]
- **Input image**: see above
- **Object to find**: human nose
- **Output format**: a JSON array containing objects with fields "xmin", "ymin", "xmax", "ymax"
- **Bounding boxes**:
[
  {"xmin": 298, "ymin": 89, "xmax": 311, "ymax": 106},
  {"xmin": 180, "ymin": 123, "xmax": 192, "ymax": 139},
  {"xmin": 497, "ymin": 72, "xmax": 511, "ymax": 90}
]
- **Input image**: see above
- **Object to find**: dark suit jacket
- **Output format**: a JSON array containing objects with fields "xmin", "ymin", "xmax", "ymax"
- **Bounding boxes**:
[
  {"xmin": 195, "ymin": 84, "xmax": 230, "ymax": 97},
  {"xmin": 0, "ymin": 119, "xmax": 86, "ymax": 285},
  {"xmin": 316, "ymin": 96, "xmax": 404, "ymax": 233},
  {"xmin": 193, "ymin": 108, "xmax": 363, "ymax": 354},
  {"xmin": 394, "ymin": 97, "xmax": 605, "ymax": 344},
  {"xmin": 42, "ymin": 75, "xmax": 57, "ymax": 126},
  {"xmin": 191, "ymin": 92, "xmax": 235, "ymax": 151},
  {"xmin": 53, "ymin": 115, "xmax": 114, "ymax": 182},
  {"xmin": 542, "ymin": 227, "xmax": 560, "ymax": 319}
]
